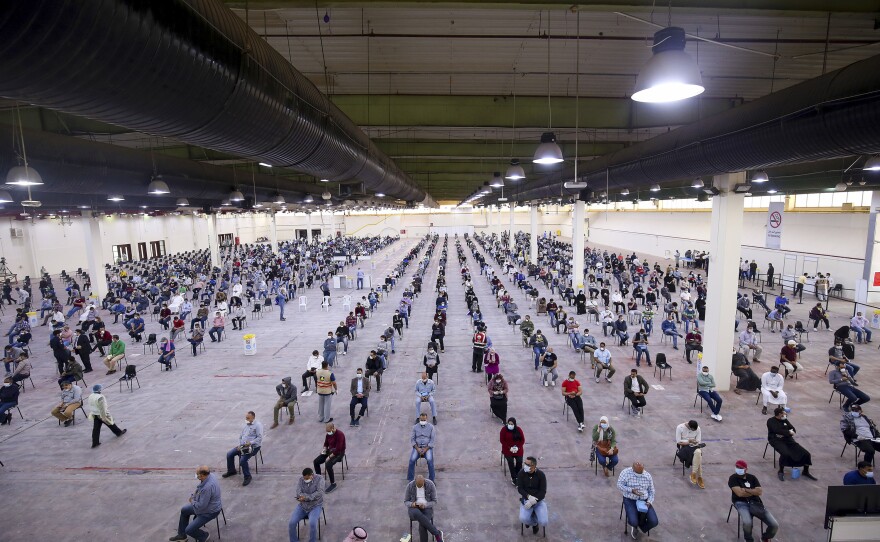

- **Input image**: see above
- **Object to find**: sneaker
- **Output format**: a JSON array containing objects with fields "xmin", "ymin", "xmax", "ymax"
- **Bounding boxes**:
[
  {"xmin": 433, "ymin": 416, "xmax": 437, "ymax": 425},
  {"xmin": 350, "ymin": 419, "xmax": 356, "ymax": 427},
  {"xmin": 595, "ymin": 377, "xmax": 600, "ymax": 383},
  {"xmin": 550, "ymin": 381, "xmax": 556, "ymax": 387},
  {"xmin": 814, "ymin": 328, "xmax": 818, "ymax": 332},
  {"xmin": 630, "ymin": 525, "xmax": 637, "ymax": 539},
  {"xmin": 326, "ymin": 483, "xmax": 337, "ymax": 493},
  {"xmin": 242, "ymin": 476, "xmax": 252, "ymax": 486},
  {"xmin": 436, "ymin": 531, "xmax": 444, "ymax": 542},
  {"xmin": 577, "ymin": 423, "xmax": 584, "ymax": 432},
  {"xmin": 606, "ymin": 377, "xmax": 612, "ymax": 383},
  {"xmin": 543, "ymin": 381, "xmax": 549, "ymax": 387},
  {"xmin": 715, "ymin": 415, "xmax": 722, "ymax": 421}
]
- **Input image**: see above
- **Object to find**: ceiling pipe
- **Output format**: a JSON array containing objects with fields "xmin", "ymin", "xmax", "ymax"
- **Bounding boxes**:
[
  {"xmin": 508, "ymin": 52, "xmax": 880, "ymax": 203},
  {"xmin": 0, "ymin": 0, "xmax": 429, "ymax": 205}
]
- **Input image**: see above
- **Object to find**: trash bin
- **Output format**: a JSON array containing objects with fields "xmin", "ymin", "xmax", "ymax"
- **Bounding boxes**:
[
  {"xmin": 26, "ymin": 311, "xmax": 37, "ymax": 327},
  {"xmin": 243, "ymin": 334, "xmax": 257, "ymax": 356}
]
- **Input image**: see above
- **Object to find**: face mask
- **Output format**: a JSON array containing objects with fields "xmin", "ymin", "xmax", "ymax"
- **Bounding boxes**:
[
  {"xmin": 702, "ymin": 371, "xmax": 709, "ymax": 375},
  {"xmin": 357, "ymin": 374, "xmax": 363, "ymax": 379},
  {"xmin": 2, "ymin": 383, "xmax": 9, "ymax": 387},
  {"xmin": 495, "ymin": 378, "xmax": 502, "ymax": 383},
  {"xmin": 735, "ymin": 468, "xmax": 746, "ymax": 476},
  {"xmin": 327, "ymin": 431, "xmax": 334, "ymax": 436},
  {"xmin": 507, "ymin": 424, "xmax": 515, "ymax": 430},
  {"xmin": 304, "ymin": 478, "xmax": 312, "ymax": 484},
  {"xmin": 780, "ymin": 415, "xmax": 787, "ymax": 420},
  {"xmin": 600, "ymin": 423, "xmax": 608, "ymax": 429},
  {"xmin": 867, "ymin": 472, "xmax": 875, "ymax": 479},
  {"xmin": 852, "ymin": 412, "xmax": 861, "ymax": 418},
  {"xmin": 419, "ymin": 421, "xmax": 427, "ymax": 426},
  {"xmin": 771, "ymin": 371, "xmax": 778, "ymax": 375},
  {"xmin": 599, "ymin": 347, "xmax": 605, "ymax": 351}
]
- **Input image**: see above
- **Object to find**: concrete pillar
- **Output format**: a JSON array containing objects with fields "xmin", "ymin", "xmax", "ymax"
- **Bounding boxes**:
[
  {"xmin": 80, "ymin": 211, "xmax": 108, "ymax": 299},
  {"xmin": 530, "ymin": 205, "xmax": 538, "ymax": 263},
  {"xmin": 701, "ymin": 172, "xmax": 746, "ymax": 391},
  {"xmin": 509, "ymin": 204, "xmax": 515, "ymax": 250},
  {"xmin": 572, "ymin": 200, "xmax": 585, "ymax": 289},
  {"xmin": 269, "ymin": 211, "xmax": 278, "ymax": 252},
  {"xmin": 307, "ymin": 213, "xmax": 313, "ymax": 243},
  {"xmin": 206, "ymin": 214, "xmax": 220, "ymax": 270},
  {"xmin": 861, "ymin": 191, "xmax": 880, "ymax": 306}
]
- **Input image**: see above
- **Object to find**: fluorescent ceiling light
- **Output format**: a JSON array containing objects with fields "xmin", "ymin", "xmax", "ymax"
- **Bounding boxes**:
[
  {"xmin": 5, "ymin": 165, "xmax": 43, "ymax": 186},
  {"xmin": 505, "ymin": 159, "xmax": 526, "ymax": 180},
  {"xmin": 767, "ymin": 188, "xmax": 778, "ymax": 194},
  {"xmin": 107, "ymin": 194, "xmax": 125, "ymax": 202},
  {"xmin": 319, "ymin": 178, "xmax": 330, "ymax": 182},
  {"xmin": 632, "ymin": 27, "xmax": 704, "ymax": 103},
  {"xmin": 258, "ymin": 162, "xmax": 272, "ymax": 168},
  {"xmin": 147, "ymin": 178, "xmax": 170, "ymax": 194},
  {"xmin": 375, "ymin": 192, "xmax": 385, "ymax": 198},
  {"xmin": 533, "ymin": 132, "xmax": 564, "ymax": 164}
]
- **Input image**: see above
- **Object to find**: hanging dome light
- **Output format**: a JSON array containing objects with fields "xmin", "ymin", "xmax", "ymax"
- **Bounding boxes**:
[
  {"xmin": 321, "ymin": 191, "xmax": 332, "ymax": 201},
  {"xmin": 480, "ymin": 182, "xmax": 492, "ymax": 195},
  {"xmin": 632, "ymin": 27, "xmax": 704, "ymax": 103},
  {"xmin": 489, "ymin": 172, "xmax": 504, "ymax": 188},
  {"xmin": 692, "ymin": 178, "xmax": 704, "ymax": 188},
  {"xmin": 650, "ymin": 184, "xmax": 661, "ymax": 192},
  {"xmin": 835, "ymin": 182, "xmax": 848, "ymax": 192},
  {"xmin": 273, "ymin": 194, "xmax": 285, "ymax": 204},
  {"xmin": 303, "ymin": 194, "xmax": 314, "ymax": 203},
  {"xmin": 620, "ymin": 188, "xmax": 630, "ymax": 196},
  {"xmin": 5, "ymin": 165, "xmax": 43, "ymax": 186},
  {"xmin": 505, "ymin": 159, "xmax": 526, "ymax": 180},
  {"xmin": 864, "ymin": 156, "xmax": 880, "ymax": 171},
  {"xmin": 533, "ymin": 132, "xmax": 564, "ymax": 164},
  {"xmin": 253, "ymin": 201, "xmax": 264, "ymax": 208},
  {"xmin": 220, "ymin": 199, "xmax": 231, "ymax": 206},
  {"xmin": 176, "ymin": 198, "xmax": 190, "ymax": 206},
  {"xmin": 751, "ymin": 170, "xmax": 769, "ymax": 183},
  {"xmin": 229, "ymin": 189, "xmax": 245, "ymax": 201},
  {"xmin": 107, "ymin": 194, "xmax": 125, "ymax": 202},
  {"xmin": 375, "ymin": 192, "xmax": 385, "ymax": 198},
  {"xmin": 0, "ymin": 190, "xmax": 13, "ymax": 204},
  {"xmin": 147, "ymin": 178, "xmax": 170, "ymax": 194}
]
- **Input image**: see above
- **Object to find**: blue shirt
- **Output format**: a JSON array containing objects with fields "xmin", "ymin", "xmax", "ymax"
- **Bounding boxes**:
[
  {"xmin": 843, "ymin": 470, "xmax": 876, "ymax": 486},
  {"xmin": 191, "ymin": 473, "xmax": 223, "ymax": 515}
]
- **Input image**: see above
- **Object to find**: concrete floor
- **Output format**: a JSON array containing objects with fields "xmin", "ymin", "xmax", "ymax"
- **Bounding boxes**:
[{"xmin": 0, "ymin": 235, "xmax": 872, "ymax": 542}]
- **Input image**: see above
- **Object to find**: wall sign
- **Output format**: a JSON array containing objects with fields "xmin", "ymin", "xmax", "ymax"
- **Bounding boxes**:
[{"xmin": 765, "ymin": 202, "xmax": 784, "ymax": 249}]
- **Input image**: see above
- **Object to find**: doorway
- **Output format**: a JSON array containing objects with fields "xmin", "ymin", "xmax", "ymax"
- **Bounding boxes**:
[{"xmin": 112, "ymin": 244, "xmax": 133, "ymax": 263}]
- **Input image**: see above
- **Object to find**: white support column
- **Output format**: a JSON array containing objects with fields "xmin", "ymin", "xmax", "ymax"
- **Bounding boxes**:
[
  {"xmin": 572, "ymin": 200, "xmax": 585, "ymax": 289},
  {"xmin": 307, "ymin": 213, "xmax": 313, "ymax": 243},
  {"xmin": 702, "ymin": 172, "xmax": 746, "ymax": 391},
  {"xmin": 81, "ymin": 211, "xmax": 108, "ymax": 299},
  {"xmin": 509, "ymin": 204, "xmax": 515, "ymax": 248},
  {"xmin": 861, "ymin": 191, "xmax": 880, "ymax": 306},
  {"xmin": 269, "ymin": 211, "xmax": 279, "ymax": 251},
  {"xmin": 206, "ymin": 214, "xmax": 220, "ymax": 270},
  {"xmin": 530, "ymin": 205, "xmax": 538, "ymax": 263}
]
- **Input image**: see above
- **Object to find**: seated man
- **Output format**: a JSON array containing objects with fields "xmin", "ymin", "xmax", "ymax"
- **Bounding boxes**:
[
  {"xmin": 617, "ymin": 462, "xmax": 659, "ymax": 537},
  {"xmin": 0, "ymin": 375, "xmax": 19, "ymax": 424},
  {"xmin": 840, "ymin": 404, "xmax": 880, "ymax": 466},
  {"xmin": 408, "ymin": 413, "xmax": 436, "ymax": 482},
  {"xmin": 170, "ymin": 316, "xmax": 186, "ymax": 341},
  {"xmin": 779, "ymin": 340, "xmax": 803, "ymax": 378},
  {"xmin": 685, "ymin": 325, "xmax": 703, "ymax": 364},
  {"xmin": 405, "ymin": 475, "xmax": 444, "ymax": 542},
  {"xmin": 731, "ymin": 349, "xmax": 761, "ymax": 394},
  {"xmin": 230, "ymin": 305, "xmax": 246, "ymax": 331},
  {"xmin": 623, "ymin": 369, "xmax": 649, "ymax": 417},
  {"xmin": 661, "ymin": 316, "xmax": 683, "ymax": 350},
  {"xmin": 632, "ymin": 328, "xmax": 651, "ymax": 368},
  {"xmin": 594, "ymin": 342, "xmax": 615, "ymax": 383},
  {"xmin": 126, "ymin": 313, "xmax": 145, "ymax": 342},
  {"xmin": 843, "ymin": 461, "xmax": 876, "ymax": 486},
  {"xmin": 272, "ymin": 376, "xmax": 297, "ymax": 428},
  {"xmin": 208, "ymin": 311, "xmax": 225, "ymax": 342},
  {"xmin": 287, "ymin": 468, "xmax": 324, "ymax": 542},
  {"xmin": 599, "ymin": 308, "xmax": 615, "ymax": 337},
  {"xmin": 760, "ymin": 366, "xmax": 787, "ymax": 415},
  {"xmin": 613, "ymin": 315, "xmax": 629, "ymax": 346},
  {"xmin": 850, "ymin": 311, "xmax": 873, "ymax": 344},
  {"xmin": 676, "ymin": 420, "xmax": 706, "ymax": 488},
  {"xmin": 169, "ymin": 466, "xmax": 222, "ymax": 542},
  {"xmin": 829, "ymin": 360, "xmax": 870, "ymax": 411},
  {"xmin": 102, "ymin": 335, "xmax": 124, "ymax": 375},
  {"xmin": 765, "ymin": 308, "xmax": 783, "ymax": 333},
  {"xmin": 188, "ymin": 324, "xmax": 204, "ymax": 356},
  {"xmin": 221, "ymin": 411, "xmax": 263, "ymax": 486},
  {"xmin": 313, "ymin": 422, "xmax": 345, "ymax": 493},
  {"xmin": 739, "ymin": 325, "xmax": 763, "ymax": 363},
  {"xmin": 729, "ymin": 460, "xmax": 779, "ymax": 542},
  {"xmin": 157, "ymin": 337, "xmax": 176, "ymax": 371},
  {"xmin": 415, "ymin": 372, "xmax": 437, "ymax": 424},
  {"xmin": 349, "ymin": 368, "xmax": 370, "ymax": 426},
  {"xmin": 780, "ymin": 324, "xmax": 806, "ymax": 353},
  {"xmin": 829, "ymin": 339, "xmax": 860, "ymax": 378},
  {"xmin": 8, "ymin": 352, "xmax": 32, "ymax": 386},
  {"xmin": 364, "ymin": 350, "xmax": 384, "ymax": 392},
  {"xmin": 767, "ymin": 407, "xmax": 817, "ymax": 481},
  {"xmin": 517, "ymin": 456, "xmax": 548, "ymax": 535}
]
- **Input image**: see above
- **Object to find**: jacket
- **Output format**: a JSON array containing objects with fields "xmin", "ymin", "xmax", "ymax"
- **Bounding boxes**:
[
  {"xmin": 841, "ymin": 412, "xmax": 878, "ymax": 442},
  {"xmin": 87, "ymin": 392, "xmax": 113, "ymax": 424},
  {"xmin": 191, "ymin": 473, "xmax": 223, "ymax": 515},
  {"xmin": 697, "ymin": 372, "xmax": 716, "ymax": 392},
  {"xmin": 296, "ymin": 474, "xmax": 325, "ymax": 513},
  {"xmin": 275, "ymin": 378, "xmax": 297, "ymax": 405},
  {"xmin": 350, "ymin": 376, "xmax": 371, "ymax": 398},
  {"xmin": 623, "ymin": 375, "xmax": 649, "ymax": 398},
  {"xmin": 411, "ymin": 422, "xmax": 436, "ymax": 449},
  {"xmin": 60, "ymin": 384, "xmax": 82, "ymax": 406},
  {"xmin": 323, "ymin": 430, "xmax": 346, "ymax": 456},
  {"xmin": 516, "ymin": 468, "xmax": 547, "ymax": 502},
  {"xmin": 500, "ymin": 426, "xmax": 525, "ymax": 457},
  {"xmin": 0, "ymin": 383, "xmax": 19, "ymax": 403},
  {"xmin": 404, "ymin": 479, "xmax": 437, "ymax": 509}
]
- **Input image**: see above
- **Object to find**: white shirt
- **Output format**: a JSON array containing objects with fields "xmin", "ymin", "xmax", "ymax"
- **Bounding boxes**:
[
  {"xmin": 675, "ymin": 423, "xmax": 701, "ymax": 445},
  {"xmin": 306, "ymin": 355, "xmax": 323, "ymax": 371},
  {"xmin": 852, "ymin": 316, "xmax": 869, "ymax": 328},
  {"xmin": 761, "ymin": 371, "xmax": 784, "ymax": 392},
  {"xmin": 415, "ymin": 485, "xmax": 427, "ymax": 507},
  {"xmin": 630, "ymin": 378, "xmax": 641, "ymax": 393}
]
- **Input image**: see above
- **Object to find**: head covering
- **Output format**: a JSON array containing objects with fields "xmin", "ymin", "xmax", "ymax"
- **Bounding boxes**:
[
  {"xmin": 92, "ymin": 384, "xmax": 103, "ymax": 393},
  {"xmin": 787, "ymin": 340, "xmax": 796, "ymax": 346},
  {"xmin": 599, "ymin": 415, "xmax": 609, "ymax": 423},
  {"xmin": 735, "ymin": 459, "xmax": 748, "ymax": 469},
  {"xmin": 352, "ymin": 527, "xmax": 368, "ymax": 540}
]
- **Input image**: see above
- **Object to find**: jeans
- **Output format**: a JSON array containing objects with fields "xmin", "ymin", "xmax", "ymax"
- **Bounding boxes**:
[
  {"xmin": 596, "ymin": 452, "xmax": 619, "ymax": 469},
  {"xmin": 0, "ymin": 402, "xmax": 17, "ymax": 421},
  {"xmin": 323, "ymin": 349, "xmax": 336, "ymax": 367},
  {"xmin": 541, "ymin": 366, "xmax": 558, "ymax": 385},
  {"xmin": 408, "ymin": 506, "xmax": 440, "ymax": 542},
  {"xmin": 837, "ymin": 385, "xmax": 871, "ymax": 410},
  {"xmin": 226, "ymin": 446, "xmax": 260, "ymax": 478},
  {"xmin": 416, "ymin": 396, "xmax": 437, "ymax": 418},
  {"xmin": 288, "ymin": 505, "xmax": 322, "ymax": 542},
  {"xmin": 357, "ymin": 278, "xmax": 363, "ymax": 289},
  {"xmin": 532, "ymin": 346, "xmax": 546, "ymax": 369},
  {"xmin": 643, "ymin": 319, "xmax": 653, "ymax": 335},
  {"xmin": 407, "ymin": 447, "xmax": 435, "ymax": 481},
  {"xmin": 177, "ymin": 504, "xmax": 219, "ymax": 542},
  {"xmin": 734, "ymin": 501, "xmax": 779, "ymax": 542},
  {"xmin": 852, "ymin": 326, "xmax": 872, "ymax": 343},
  {"xmin": 698, "ymin": 390, "xmax": 723, "ymax": 415},
  {"xmin": 664, "ymin": 331, "xmax": 679, "ymax": 348},
  {"xmin": 518, "ymin": 500, "xmax": 548, "ymax": 527},
  {"xmin": 634, "ymin": 345, "xmax": 651, "ymax": 366},
  {"xmin": 209, "ymin": 326, "xmax": 224, "ymax": 341},
  {"xmin": 622, "ymin": 498, "xmax": 659, "ymax": 534}
]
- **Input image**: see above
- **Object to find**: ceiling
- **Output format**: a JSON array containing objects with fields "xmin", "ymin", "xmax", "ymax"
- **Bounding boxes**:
[{"xmin": 2, "ymin": 0, "xmax": 880, "ymax": 210}]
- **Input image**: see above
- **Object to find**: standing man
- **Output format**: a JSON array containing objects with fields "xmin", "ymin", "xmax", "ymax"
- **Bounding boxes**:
[
  {"xmin": 349, "ymin": 368, "xmax": 370, "ymax": 426},
  {"xmin": 561, "ymin": 370, "xmax": 586, "ymax": 432},
  {"xmin": 272, "ymin": 377, "xmax": 297, "ymax": 428},
  {"xmin": 405, "ymin": 475, "xmax": 444, "ymax": 542},
  {"xmin": 356, "ymin": 268, "xmax": 364, "ymax": 290},
  {"xmin": 73, "ymin": 329, "xmax": 93, "ymax": 373},
  {"xmin": 313, "ymin": 422, "xmax": 345, "ymax": 494},
  {"xmin": 275, "ymin": 289, "xmax": 287, "ymax": 322},
  {"xmin": 795, "ymin": 273, "xmax": 806, "ymax": 303},
  {"xmin": 472, "ymin": 327, "xmax": 488, "ymax": 372},
  {"xmin": 287, "ymin": 468, "xmax": 324, "ymax": 542},
  {"xmin": 617, "ymin": 462, "xmax": 659, "ymax": 538},
  {"xmin": 87, "ymin": 384, "xmax": 127, "ymax": 448},
  {"xmin": 169, "ymin": 466, "xmax": 222, "ymax": 542},
  {"xmin": 517, "ymin": 456, "xmax": 548, "ymax": 535},
  {"xmin": 315, "ymin": 361, "xmax": 337, "ymax": 424},
  {"xmin": 728, "ymin": 460, "xmax": 779, "ymax": 542},
  {"xmin": 222, "ymin": 411, "xmax": 263, "ymax": 486}
]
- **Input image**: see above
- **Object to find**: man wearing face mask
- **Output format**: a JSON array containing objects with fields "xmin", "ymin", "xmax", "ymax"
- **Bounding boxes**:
[
  {"xmin": 759, "ymin": 366, "xmax": 787, "ymax": 416},
  {"xmin": 169, "ymin": 466, "xmax": 222, "ymax": 542},
  {"xmin": 222, "ymin": 411, "xmax": 263, "ymax": 486},
  {"xmin": 500, "ymin": 418, "xmax": 525, "ymax": 485},
  {"xmin": 767, "ymin": 407, "xmax": 816, "ymax": 481},
  {"xmin": 697, "ymin": 365, "xmax": 723, "ymax": 422},
  {"xmin": 829, "ymin": 359, "xmax": 870, "ymax": 412},
  {"xmin": 517, "ymin": 456, "xmax": 548, "ymax": 534},
  {"xmin": 272, "ymin": 377, "xmax": 298, "ymax": 429},
  {"xmin": 408, "ymin": 412, "xmax": 436, "ymax": 482},
  {"xmin": 623, "ymin": 369, "xmax": 649, "ymax": 417},
  {"xmin": 415, "ymin": 372, "xmax": 438, "ymax": 425},
  {"xmin": 488, "ymin": 373, "xmax": 509, "ymax": 422},
  {"xmin": 840, "ymin": 404, "xmax": 880, "ymax": 465},
  {"xmin": 617, "ymin": 461, "xmax": 659, "ymax": 538},
  {"xmin": 313, "ymin": 422, "xmax": 345, "ymax": 494},
  {"xmin": 423, "ymin": 346, "xmax": 440, "ymax": 381},
  {"xmin": 349, "ymin": 368, "xmax": 370, "ymax": 426},
  {"xmin": 561, "ymin": 370, "xmax": 586, "ymax": 432},
  {"xmin": 539, "ymin": 347, "xmax": 559, "ymax": 388},
  {"xmin": 322, "ymin": 332, "xmax": 337, "ymax": 367},
  {"xmin": 594, "ymin": 342, "xmax": 615, "ymax": 383},
  {"xmin": 0, "ymin": 376, "xmax": 20, "ymax": 425},
  {"xmin": 529, "ymin": 330, "xmax": 548, "ymax": 371},
  {"xmin": 843, "ymin": 461, "xmax": 876, "ymax": 486},
  {"xmin": 676, "ymin": 420, "xmax": 706, "ymax": 489},
  {"xmin": 288, "ymin": 467, "xmax": 324, "ymax": 542},
  {"xmin": 728, "ymin": 460, "xmax": 779, "ymax": 542}
]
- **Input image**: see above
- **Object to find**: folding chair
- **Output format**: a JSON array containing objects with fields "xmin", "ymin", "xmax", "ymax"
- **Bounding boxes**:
[
  {"xmin": 142, "ymin": 333, "xmax": 157, "ymax": 355},
  {"xmin": 295, "ymin": 506, "xmax": 327, "ymax": 540},
  {"xmin": 118, "ymin": 365, "xmax": 140, "ymax": 393}
]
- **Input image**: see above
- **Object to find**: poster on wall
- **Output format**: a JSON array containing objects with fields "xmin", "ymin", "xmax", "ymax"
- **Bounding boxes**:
[{"xmin": 765, "ymin": 202, "xmax": 784, "ymax": 249}]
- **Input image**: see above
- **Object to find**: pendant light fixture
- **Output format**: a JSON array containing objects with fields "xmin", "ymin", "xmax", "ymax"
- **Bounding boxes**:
[
  {"xmin": 107, "ymin": 194, "xmax": 125, "ymax": 202},
  {"xmin": 147, "ymin": 177, "xmax": 170, "ymax": 194},
  {"xmin": 632, "ymin": 27, "xmax": 705, "ymax": 103},
  {"xmin": 533, "ymin": 11, "xmax": 563, "ymax": 165},
  {"xmin": 505, "ymin": 70, "xmax": 526, "ymax": 180},
  {"xmin": 0, "ymin": 190, "xmax": 13, "ymax": 203},
  {"xmin": 228, "ymin": 189, "xmax": 244, "ymax": 201},
  {"xmin": 303, "ymin": 194, "xmax": 314, "ymax": 203},
  {"xmin": 751, "ymin": 170, "xmax": 769, "ymax": 183},
  {"xmin": 6, "ymin": 108, "xmax": 43, "ymax": 187},
  {"xmin": 864, "ymin": 156, "xmax": 880, "ymax": 171},
  {"xmin": 650, "ymin": 184, "xmax": 661, "ymax": 192},
  {"xmin": 490, "ymin": 171, "xmax": 504, "ymax": 189},
  {"xmin": 273, "ymin": 194, "xmax": 286, "ymax": 204},
  {"xmin": 176, "ymin": 198, "xmax": 190, "ymax": 206},
  {"xmin": 691, "ymin": 178, "xmax": 704, "ymax": 188}
]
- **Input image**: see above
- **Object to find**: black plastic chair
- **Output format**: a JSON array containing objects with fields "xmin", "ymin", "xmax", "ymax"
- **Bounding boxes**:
[
  {"xmin": 143, "ymin": 333, "xmax": 157, "ymax": 354},
  {"xmin": 118, "ymin": 365, "xmax": 140, "ymax": 393}
]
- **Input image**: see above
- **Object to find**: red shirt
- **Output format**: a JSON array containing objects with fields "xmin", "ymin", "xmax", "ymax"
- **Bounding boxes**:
[
  {"xmin": 500, "ymin": 426, "xmax": 525, "ymax": 457},
  {"xmin": 561, "ymin": 379, "xmax": 581, "ymax": 396}
]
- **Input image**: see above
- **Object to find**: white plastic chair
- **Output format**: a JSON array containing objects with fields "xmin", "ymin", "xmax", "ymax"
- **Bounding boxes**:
[
  {"xmin": 299, "ymin": 296, "xmax": 308, "ymax": 312},
  {"xmin": 321, "ymin": 297, "xmax": 330, "ymax": 312},
  {"xmin": 342, "ymin": 295, "xmax": 352, "ymax": 311}
]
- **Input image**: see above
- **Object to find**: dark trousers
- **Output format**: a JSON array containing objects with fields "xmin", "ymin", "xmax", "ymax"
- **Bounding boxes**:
[
  {"xmin": 313, "ymin": 453, "xmax": 342, "ymax": 484},
  {"xmin": 302, "ymin": 370, "xmax": 317, "ymax": 391},
  {"xmin": 856, "ymin": 439, "xmax": 880, "ymax": 465},
  {"xmin": 565, "ymin": 395, "xmax": 585, "ymax": 424},
  {"xmin": 78, "ymin": 351, "xmax": 92, "ymax": 372},
  {"xmin": 472, "ymin": 347, "xmax": 484, "ymax": 371},
  {"xmin": 350, "ymin": 397, "xmax": 368, "ymax": 419},
  {"xmin": 92, "ymin": 417, "xmax": 123, "ymax": 446},
  {"xmin": 408, "ymin": 507, "xmax": 440, "ymax": 542},
  {"xmin": 622, "ymin": 498, "xmax": 659, "ymax": 534},
  {"xmin": 627, "ymin": 393, "xmax": 647, "ymax": 408},
  {"xmin": 505, "ymin": 455, "xmax": 523, "ymax": 483},
  {"xmin": 490, "ymin": 396, "xmax": 507, "ymax": 421}
]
